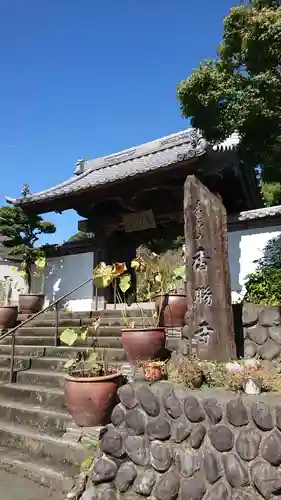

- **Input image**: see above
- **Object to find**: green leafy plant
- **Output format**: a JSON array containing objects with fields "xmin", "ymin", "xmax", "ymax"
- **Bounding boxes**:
[
  {"xmin": 244, "ymin": 268, "xmax": 281, "ymax": 305},
  {"xmin": 177, "ymin": 0, "xmax": 281, "ymax": 205},
  {"xmin": 60, "ymin": 320, "xmax": 116, "ymax": 377},
  {"xmin": 0, "ymin": 205, "xmax": 56, "ymax": 293},
  {"xmin": 135, "ymin": 249, "xmax": 185, "ymax": 302}
]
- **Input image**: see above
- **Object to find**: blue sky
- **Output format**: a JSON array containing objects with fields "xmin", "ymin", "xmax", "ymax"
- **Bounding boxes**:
[{"xmin": 0, "ymin": 0, "xmax": 236, "ymax": 244}]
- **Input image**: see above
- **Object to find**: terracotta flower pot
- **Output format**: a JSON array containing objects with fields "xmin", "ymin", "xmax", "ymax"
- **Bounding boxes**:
[
  {"xmin": 64, "ymin": 371, "xmax": 123, "ymax": 427},
  {"xmin": 141, "ymin": 363, "xmax": 165, "ymax": 381},
  {"xmin": 19, "ymin": 294, "xmax": 45, "ymax": 314},
  {"xmin": 122, "ymin": 327, "xmax": 166, "ymax": 365},
  {"xmin": 0, "ymin": 306, "xmax": 18, "ymax": 329},
  {"xmin": 155, "ymin": 294, "xmax": 187, "ymax": 327}
]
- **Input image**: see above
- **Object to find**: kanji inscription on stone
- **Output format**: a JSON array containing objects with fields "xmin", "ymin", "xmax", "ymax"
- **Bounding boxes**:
[{"xmin": 183, "ymin": 175, "xmax": 236, "ymax": 361}]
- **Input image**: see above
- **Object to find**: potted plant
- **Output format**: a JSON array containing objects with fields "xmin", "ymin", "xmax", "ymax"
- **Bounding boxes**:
[
  {"xmin": 93, "ymin": 261, "xmax": 166, "ymax": 366},
  {"xmin": 60, "ymin": 323, "xmax": 123, "ymax": 427},
  {"xmin": 134, "ymin": 249, "xmax": 187, "ymax": 327},
  {"xmin": 0, "ymin": 204, "xmax": 56, "ymax": 314},
  {"xmin": 0, "ymin": 277, "xmax": 18, "ymax": 330},
  {"xmin": 16, "ymin": 255, "xmax": 47, "ymax": 314},
  {"xmin": 139, "ymin": 359, "xmax": 167, "ymax": 381}
]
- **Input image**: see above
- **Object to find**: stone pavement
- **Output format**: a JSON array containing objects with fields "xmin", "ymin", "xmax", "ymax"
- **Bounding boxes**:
[{"xmin": 0, "ymin": 469, "xmax": 63, "ymax": 500}]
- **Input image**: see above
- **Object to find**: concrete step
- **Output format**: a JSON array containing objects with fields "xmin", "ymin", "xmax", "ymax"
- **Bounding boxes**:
[
  {"xmin": 26, "ymin": 317, "xmax": 153, "ymax": 328},
  {"xmin": 0, "ymin": 445, "xmax": 75, "ymax": 492},
  {"xmin": 0, "ymin": 383, "xmax": 66, "ymax": 411},
  {"xmin": 20, "ymin": 308, "xmax": 154, "ymax": 320},
  {"xmin": 0, "ymin": 344, "xmax": 127, "ymax": 361},
  {"xmin": 0, "ymin": 420, "xmax": 86, "ymax": 468},
  {"xmin": 0, "ymin": 399, "xmax": 71, "ymax": 436},
  {"xmin": 12, "ymin": 326, "xmax": 124, "ymax": 337}
]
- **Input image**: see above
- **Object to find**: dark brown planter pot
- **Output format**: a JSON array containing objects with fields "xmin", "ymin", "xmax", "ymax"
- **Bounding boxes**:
[
  {"xmin": 155, "ymin": 294, "xmax": 187, "ymax": 327},
  {"xmin": 122, "ymin": 327, "xmax": 166, "ymax": 365},
  {"xmin": 19, "ymin": 294, "xmax": 45, "ymax": 314},
  {"xmin": 0, "ymin": 306, "xmax": 18, "ymax": 329},
  {"xmin": 64, "ymin": 371, "xmax": 123, "ymax": 427}
]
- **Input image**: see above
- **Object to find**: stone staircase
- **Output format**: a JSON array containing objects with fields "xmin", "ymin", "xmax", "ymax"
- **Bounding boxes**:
[{"xmin": 0, "ymin": 309, "xmax": 177, "ymax": 493}]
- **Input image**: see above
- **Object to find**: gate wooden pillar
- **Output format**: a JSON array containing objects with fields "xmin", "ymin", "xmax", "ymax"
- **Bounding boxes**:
[{"xmin": 183, "ymin": 175, "xmax": 236, "ymax": 361}]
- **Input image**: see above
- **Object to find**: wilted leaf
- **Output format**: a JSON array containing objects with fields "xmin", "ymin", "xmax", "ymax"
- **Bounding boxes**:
[
  {"xmin": 93, "ymin": 262, "xmax": 114, "ymax": 288},
  {"xmin": 112, "ymin": 262, "xmax": 127, "ymax": 277},
  {"xmin": 119, "ymin": 273, "xmax": 131, "ymax": 293},
  {"xmin": 35, "ymin": 256, "xmax": 47, "ymax": 270},
  {"xmin": 60, "ymin": 328, "xmax": 78, "ymax": 346}
]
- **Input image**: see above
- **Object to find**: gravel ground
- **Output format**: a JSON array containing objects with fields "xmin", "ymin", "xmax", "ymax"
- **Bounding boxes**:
[{"xmin": 0, "ymin": 469, "xmax": 64, "ymax": 500}]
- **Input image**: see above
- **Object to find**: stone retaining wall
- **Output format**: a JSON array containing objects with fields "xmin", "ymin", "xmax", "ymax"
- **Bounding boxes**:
[
  {"xmin": 243, "ymin": 304, "xmax": 281, "ymax": 360},
  {"xmin": 71, "ymin": 382, "xmax": 281, "ymax": 500}
]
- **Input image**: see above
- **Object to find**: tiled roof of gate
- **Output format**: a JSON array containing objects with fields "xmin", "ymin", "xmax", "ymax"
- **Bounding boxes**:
[{"xmin": 6, "ymin": 128, "xmax": 239, "ymax": 206}]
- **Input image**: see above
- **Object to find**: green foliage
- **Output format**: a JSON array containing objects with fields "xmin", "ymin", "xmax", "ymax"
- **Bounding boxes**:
[
  {"xmin": 60, "ymin": 320, "xmax": 115, "ymax": 377},
  {"xmin": 0, "ymin": 205, "xmax": 56, "ymax": 292},
  {"xmin": 177, "ymin": 0, "xmax": 281, "ymax": 202},
  {"xmin": 68, "ymin": 231, "xmax": 95, "ymax": 242},
  {"xmin": 244, "ymin": 268, "xmax": 281, "ymax": 305},
  {"xmin": 136, "ymin": 249, "xmax": 185, "ymax": 302}
]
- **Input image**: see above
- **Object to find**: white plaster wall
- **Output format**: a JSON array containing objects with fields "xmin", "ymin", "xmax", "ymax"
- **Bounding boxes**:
[
  {"xmin": 228, "ymin": 224, "xmax": 281, "ymax": 295},
  {"xmin": 38, "ymin": 252, "xmax": 95, "ymax": 311},
  {"xmin": 0, "ymin": 259, "xmax": 28, "ymax": 303},
  {"xmin": 22, "ymin": 224, "xmax": 281, "ymax": 311}
]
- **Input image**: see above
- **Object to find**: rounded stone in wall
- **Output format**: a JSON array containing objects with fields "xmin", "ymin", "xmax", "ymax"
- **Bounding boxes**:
[
  {"xmin": 179, "ymin": 472, "xmax": 206, "ymax": 500},
  {"xmin": 125, "ymin": 407, "xmax": 147, "ymax": 435},
  {"xmin": 242, "ymin": 304, "xmax": 259, "ymax": 328},
  {"xmin": 203, "ymin": 452, "xmax": 223, "ymax": 484},
  {"xmin": 111, "ymin": 404, "xmax": 125, "ymax": 427},
  {"xmin": 98, "ymin": 489, "xmax": 118, "ymax": 500},
  {"xmin": 251, "ymin": 401, "xmax": 274, "ymax": 431},
  {"xmin": 203, "ymin": 398, "xmax": 223, "ymax": 424},
  {"xmin": 137, "ymin": 386, "xmax": 160, "ymax": 416},
  {"xmin": 115, "ymin": 463, "xmax": 137, "ymax": 492},
  {"xmin": 184, "ymin": 396, "xmax": 205, "ymax": 422},
  {"xmin": 259, "ymin": 338, "xmax": 281, "ymax": 360},
  {"xmin": 236, "ymin": 429, "xmax": 261, "ymax": 462},
  {"xmin": 208, "ymin": 425, "xmax": 234, "ymax": 452},
  {"xmin": 133, "ymin": 469, "xmax": 156, "ymax": 496},
  {"xmin": 163, "ymin": 387, "xmax": 182, "ymax": 419},
  {"xmin": 150, "ymin": 440, "xmax": 171, "ymax": 472},
  {"xmin": 91, "ymin": 457, "xmax": 117, "ymax": 484},
  {"xmin": 171, "ymin": 418, "xmax": 192, "ymax": 443},
  {"xmin": 203, "ymin": 479, "xmax": 230, "ymax": 500},
  {"xmin": 232, "ymin": 488, "xmax": 264, "ymax": 500},
  {"xmin": 100, "ymin": 429, "xmax": 125, "ymax": 458},
  {"xmin": 247, "ymin": 325, "xmax": 268, "ymax": 345},
  {"xmin": 147, "ymin": 416, "xmax": 171, "ymax": 441},
  {"xmin": 125, "ymin": 436, "xmax": 150, "ymax": 466},
  {"xmin": 226, "ymin": 398, "xmax": 249, "ymax": 427},
  {"xmin": 269, "ymin": 325, "xmax": 281, "ymax": 345},
  {"xmin": 118, "ymin": 384, "xmax": 137, "ymax": 409},
  {"xmin": 251, "ymin": 460, "xmax": 281, "ymax": 499},
  {"xmin": 222, "ymin": 453, "xmax": 249, "ymax": 488},
  {"xmin": 175, "ymin": 448, "xmax": 199, "ymax": 478},
  {"xmin": 154, "ymin": 470, "xmax": 181, "ymax": 500},
  {"xmin": 259, "ymin": 307, "xmax": 281, "ymax": 327},
  {"xmin": 261, "ymin": 428, "xmax": 281, "ymax": 466},
  {"xmin": 243, "ymin": 340, "xmax": 257, "ymax": 359},
  {"xmin": 189, "ymin": 424, "xmax": 206, "ymax": 449}
]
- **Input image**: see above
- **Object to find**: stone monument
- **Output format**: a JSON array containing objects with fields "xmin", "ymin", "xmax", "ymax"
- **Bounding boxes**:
[{"xmin": 183, "ymin": 175, "xmax": 236, "ymax": 361}]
